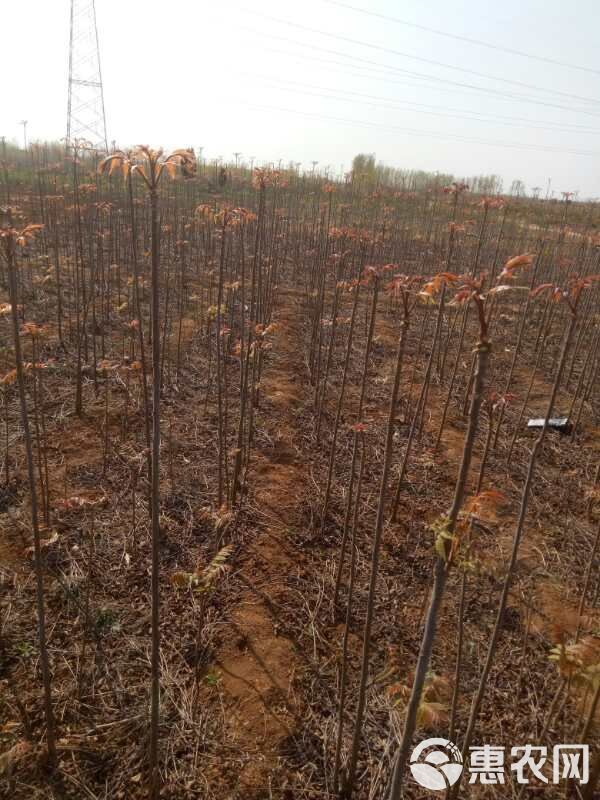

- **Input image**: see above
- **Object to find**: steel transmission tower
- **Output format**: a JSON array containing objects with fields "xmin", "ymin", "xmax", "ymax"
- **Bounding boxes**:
[{"xmin": 66, "ymin": 0, "xmax": 108, "ymax": 152}]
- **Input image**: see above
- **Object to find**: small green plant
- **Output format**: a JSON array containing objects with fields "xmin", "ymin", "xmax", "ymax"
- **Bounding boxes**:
[
  {"xmin": 95, "ymin": 607, "xmax": 120, "ymax": 634},
  {"xmin": 15, "ymin": 641, "xmax": 35, "ymax": 659},
  {"xmin": 204, "ymin": 671, "xmax": 220, "ymax": 687},
  {"xmin": 171, "ymin": 545, "xmax": 233, "ymax": 690}
]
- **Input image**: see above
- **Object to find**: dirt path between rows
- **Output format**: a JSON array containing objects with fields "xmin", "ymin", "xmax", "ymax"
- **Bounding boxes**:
[{"xmin": 215, "ymin": 285, "xmax": 310, "ymax": 795}]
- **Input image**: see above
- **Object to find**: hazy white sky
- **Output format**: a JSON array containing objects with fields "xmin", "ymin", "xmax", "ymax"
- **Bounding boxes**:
[{"xmin": 3, "ymin": 0, "xmax": 600, "ymax": 196}]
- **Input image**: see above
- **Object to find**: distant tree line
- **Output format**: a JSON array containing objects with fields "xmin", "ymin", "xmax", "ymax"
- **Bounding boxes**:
[{"xmin": 351, "ymin": 152, "xmax": 505, "ymax": 195}]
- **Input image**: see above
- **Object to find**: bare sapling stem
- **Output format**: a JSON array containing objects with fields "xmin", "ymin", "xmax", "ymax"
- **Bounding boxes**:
[
  {"xmin": 450, "ymin": 277, "xmax": 589, "ymax": 799},
  {"xmin": 2, "ymin": 223, "xmax": 57, "ymax": 765},
  {"xmin": 387, "ymin": 280, "xmax": 491, "ymax": 800},
  {"xmin": 344, "ymin": 279, "xmax": 415, "ymax": 798}
]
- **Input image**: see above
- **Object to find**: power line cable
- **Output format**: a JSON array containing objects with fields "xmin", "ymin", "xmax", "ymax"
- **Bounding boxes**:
[
  {"xmin": 233, "ymin": 23, "xmax": 600, "ymax": 118},
  {"xmin": 323, "ymin": 0, "xmax": 600, "ymax": 77},
  {"xmin": 258, "ymin": 43, "xmax": 600, "ymax": 118},
  {"xmin": 227, "ymin": 98, "xmax": 600, "ymax": 157},
  {"xmin": 244, "ymin": 71, "xmax": 600, "ymax": 135},
  {"xmin": 240, "ymin": 8, "xmax": 600, "ymax": 107}
]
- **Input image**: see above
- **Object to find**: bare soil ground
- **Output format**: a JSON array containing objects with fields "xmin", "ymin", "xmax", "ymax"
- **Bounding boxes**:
[{"xmin": 1, "ymin": 267, "xmax": 598, "ymax": 800}]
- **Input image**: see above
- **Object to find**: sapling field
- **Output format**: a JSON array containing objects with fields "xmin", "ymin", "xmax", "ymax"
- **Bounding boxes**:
[{"xmin": 0, "ymin": 143, "xmax": 599, "ymax": 799}]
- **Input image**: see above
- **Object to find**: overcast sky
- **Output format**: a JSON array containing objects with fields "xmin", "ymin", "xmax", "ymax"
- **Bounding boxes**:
[{"xmin": 2, "ymin": 0, "xmax": 600, "ymax": 196}]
